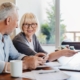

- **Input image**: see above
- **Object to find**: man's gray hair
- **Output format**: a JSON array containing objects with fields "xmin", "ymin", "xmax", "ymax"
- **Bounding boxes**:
[{"xmin": 0, "ymin": 2, "xmax": 18, "ymax": 20}]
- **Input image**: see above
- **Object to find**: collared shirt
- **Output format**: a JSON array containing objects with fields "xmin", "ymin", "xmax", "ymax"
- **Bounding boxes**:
[{"xmin": 0, "ymin": 33, "xmax": 26, "ymax": 73}]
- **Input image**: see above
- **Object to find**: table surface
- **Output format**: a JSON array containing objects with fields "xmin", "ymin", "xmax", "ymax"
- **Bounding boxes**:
[
  {"xmin": 0, "ymin": 67, "xmax": 52, "ymax": 80},
  {"xmin": 0, "ymin": 63, "xmax": 80, "ymax": 80}
]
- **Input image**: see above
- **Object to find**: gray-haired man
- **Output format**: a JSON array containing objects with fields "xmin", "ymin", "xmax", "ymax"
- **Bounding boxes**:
[{"xmin": 0, "ymin": 2, "xmax": 44, "ymax": 73}]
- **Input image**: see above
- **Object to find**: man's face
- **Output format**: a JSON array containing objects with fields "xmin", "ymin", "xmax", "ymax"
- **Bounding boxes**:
[{"xmin": 6, "ymin": 10, "xmax": 18, "ymax": 34}]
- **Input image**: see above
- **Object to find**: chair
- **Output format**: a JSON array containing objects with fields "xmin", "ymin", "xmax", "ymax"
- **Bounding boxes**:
[{"xmin": 61, "ymin": 42, "xmax": 80, "ymax": 49}]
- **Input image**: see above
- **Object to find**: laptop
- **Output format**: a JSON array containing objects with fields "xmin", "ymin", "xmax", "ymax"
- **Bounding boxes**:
[
  {"xmin": 59, "ymin": 64, "xmax": 80, "ymax": 72},
  {"xmin": 58, "ymin": 51, "xmax": 80, "ymax": 72}
]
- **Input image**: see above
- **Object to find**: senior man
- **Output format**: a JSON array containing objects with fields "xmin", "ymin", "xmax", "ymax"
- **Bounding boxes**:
[{"xmin": 0, "ymin": 2, "xmax": 44, "ymax": 73}]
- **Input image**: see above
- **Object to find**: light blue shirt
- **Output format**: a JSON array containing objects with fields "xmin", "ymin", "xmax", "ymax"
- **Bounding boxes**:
[{"xmin": 0, "ymin": 33, "xmax": 26, "ymax": 73}]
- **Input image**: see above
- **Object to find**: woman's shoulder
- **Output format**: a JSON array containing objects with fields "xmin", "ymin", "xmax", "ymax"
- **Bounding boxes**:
[
  {"xmin": 33, "ymin": 34, "xmax": 40, "ymax": 43},
  {"xmin": 13, "ymin": 32, "xmax": 25, "ymax": 41},
  {"xmin": 33, "ymin": 34, "xmax": 38, "ymax": 40}
]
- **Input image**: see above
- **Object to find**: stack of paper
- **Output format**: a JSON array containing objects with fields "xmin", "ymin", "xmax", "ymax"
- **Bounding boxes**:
[
  {"xmin": 22, "ymin": 71, "xmax": 35, "ymax": 80},
  {"xmin": 32, "ymin": 70, "xmax": 70, "ymax": 80},
  {"xmin": 22, "ymin": 70, "xmax": 70, "ymax": 80}
]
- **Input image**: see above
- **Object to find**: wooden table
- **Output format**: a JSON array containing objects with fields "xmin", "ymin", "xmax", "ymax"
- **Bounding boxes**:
[
  {"xmin": 0, "ymin": 67, "xmax": 52, "ymax": 80},
  {"xmin": 0, "ymin": 65, "xmax": 80, "ymax": 80}
]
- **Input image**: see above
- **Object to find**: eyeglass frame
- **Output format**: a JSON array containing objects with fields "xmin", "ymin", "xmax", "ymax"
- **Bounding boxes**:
[{"xmin": 23, "ymin": 23, "xmax": 37, "ymax": 28}]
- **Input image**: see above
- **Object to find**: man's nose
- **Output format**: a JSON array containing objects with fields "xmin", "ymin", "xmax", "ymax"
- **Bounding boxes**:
[{"xmin": 16, "ymin": 24, "xmax": 18, "ymax": 28}]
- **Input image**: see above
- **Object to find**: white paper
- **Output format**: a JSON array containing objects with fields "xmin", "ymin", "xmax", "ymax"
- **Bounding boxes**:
[
  {"xmin": 37, "ymin": 62, "xmax": 61, "ymax": 68},
  {"xmin": 22, "ymin": 71, "xmax": 36, "ymax": 80},
  {"xmin": 22, "ymin": 70, "xmax": 70, "ymax": 80},
  {"xmin": 32, "ymin": 70, "xmax": 70, "ymax": 80}
]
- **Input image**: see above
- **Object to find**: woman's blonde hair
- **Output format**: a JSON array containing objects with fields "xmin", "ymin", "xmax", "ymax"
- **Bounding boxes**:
[{"xmin": 20, "ymin": 13, "xmax": 38, "ymax": 31}]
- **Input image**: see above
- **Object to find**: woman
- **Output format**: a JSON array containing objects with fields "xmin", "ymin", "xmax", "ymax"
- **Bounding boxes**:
[{"xmin": 13, "ymin": 13, "xmax": 77, "ymax": 62}]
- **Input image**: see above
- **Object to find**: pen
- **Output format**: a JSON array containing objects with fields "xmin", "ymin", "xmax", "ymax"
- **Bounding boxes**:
[
  {"xmin": 42, "ymin": 56, "xmax": 46, "ymax": 59},
  {"xmin": 42, "ymin": 55, "xmax": 49, "ymax": 63},
  {"xmin": 77, "ymin": 50, "xmax": 80, "ymax": 52},
  {"xmin": 38, "ymin": 71, "xmax": 57, "ymax": 74}
]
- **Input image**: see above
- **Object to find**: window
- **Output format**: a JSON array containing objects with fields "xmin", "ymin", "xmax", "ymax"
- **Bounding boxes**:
[
  {"xmin": 60, "ymin": 0, "xmax": 80, "ymax": 42},
  {"xmin": 16, "ymin": 0, "xmax": 56, "ymax": 53}
]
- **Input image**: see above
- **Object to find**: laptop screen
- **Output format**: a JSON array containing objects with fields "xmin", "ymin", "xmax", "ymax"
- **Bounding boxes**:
[
  {"xmin": 58, "ymin": 51, "xmax": 80, "ymax": 71},
  {"xmin": 58, "ymin": 51, "xmax": 80, "ymax": 66}
]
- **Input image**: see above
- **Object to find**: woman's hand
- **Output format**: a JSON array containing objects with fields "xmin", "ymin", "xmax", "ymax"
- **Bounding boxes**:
[
  {"xmin": 61, "ymin": 49, "xmax": 77, "ymax": 57},
  {"xmin": 48, "ymin": 49, "xmax": 77, "ymax": 62}
]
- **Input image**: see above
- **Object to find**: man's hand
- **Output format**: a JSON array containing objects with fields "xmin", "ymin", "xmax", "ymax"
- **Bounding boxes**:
[
  {"xmin": 35, "ymin": 53, "xmax": 49, "ymax": 63},
  {"xmin": 22, "ymin": 56, "xmax": 44, "ymax": 70}
]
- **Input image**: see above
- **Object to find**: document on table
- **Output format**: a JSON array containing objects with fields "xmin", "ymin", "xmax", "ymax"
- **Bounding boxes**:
[
  {"xmin": 37, "ymin": 62, "xmax": 61, "ymax": 68},
  {"xmin": 33, "ymin": 70, "xmax": 70, "ymax": 80},
  {"xmin": 22, "ymin": 71, "xmax": 35, "ymax": 80},
  {"xmin": 22, "ymin": 70, "xmax": 70, "ymax": 80}
]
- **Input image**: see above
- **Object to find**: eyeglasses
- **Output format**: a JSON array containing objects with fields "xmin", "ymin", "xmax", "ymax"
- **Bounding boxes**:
[{"xmin": 23, "ymin": 23, "xmax": 37, "ymax": 28}]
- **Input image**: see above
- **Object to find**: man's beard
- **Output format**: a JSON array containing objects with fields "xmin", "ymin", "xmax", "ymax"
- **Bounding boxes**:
[{"xmin": 4, "ymin": 32, "xmax": 11, "ymax": 35}]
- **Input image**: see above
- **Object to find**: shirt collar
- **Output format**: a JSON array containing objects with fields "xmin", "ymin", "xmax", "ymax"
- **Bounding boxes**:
[
  {"xmin": 0, "ymin": 33, "xmax": 3, "ymax": 40},
  {"xmin": 0, "ymin": 33, "xmax": 8, "ymax": 40}
]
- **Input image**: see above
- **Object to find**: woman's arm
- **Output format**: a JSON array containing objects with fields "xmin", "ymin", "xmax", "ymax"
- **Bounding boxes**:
[{"xmin": 13, "ymin": 40, "xmax": 36, "ymax": 56}]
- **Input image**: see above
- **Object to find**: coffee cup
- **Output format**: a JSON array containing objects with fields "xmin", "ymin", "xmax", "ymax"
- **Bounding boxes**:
[{"xmin": 10, "ymin": 60, "xmax": 22, "ymax": 77}]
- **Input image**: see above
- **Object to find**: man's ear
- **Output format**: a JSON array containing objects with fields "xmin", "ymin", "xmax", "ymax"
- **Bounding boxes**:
[{"xmin": 5, "ymin": 17, "xmax": 11, "ymax": 25}]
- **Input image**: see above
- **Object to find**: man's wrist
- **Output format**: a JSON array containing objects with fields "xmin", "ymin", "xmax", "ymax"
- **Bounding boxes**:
[
  {"xmin": 22, "ymin": 56, "xmax": 28, "ymax": 60},
  {"xmin": 23, "ymin": 60, "xmax": 28, "ymax": 70},
  {"xmin": 22, "ymin": 56, "xmax": 31, "ymax": 70}
]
